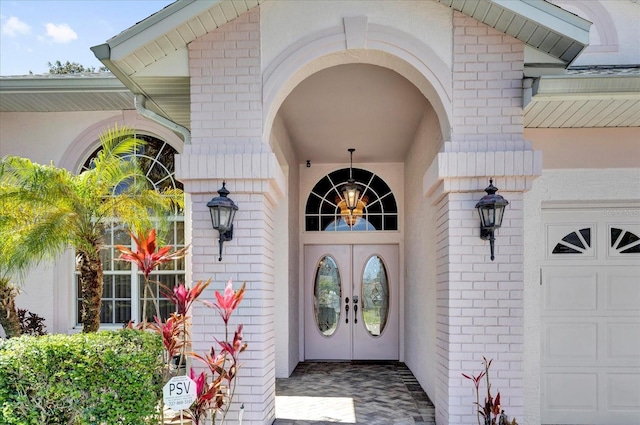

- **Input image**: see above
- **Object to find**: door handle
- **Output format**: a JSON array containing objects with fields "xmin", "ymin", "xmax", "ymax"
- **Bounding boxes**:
[
  {"xmin": 352, "ymin": 295, "xmax": 358, "ymax": 324},
  {"xmin": 345, "ymin": 297, "xmax": 349, "ymax": 323}
]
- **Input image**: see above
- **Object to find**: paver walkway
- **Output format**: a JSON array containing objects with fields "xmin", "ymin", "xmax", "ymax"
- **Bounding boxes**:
[{"xmin": 274, "ymin": 362, "xmax": 436, "ymax": 425}]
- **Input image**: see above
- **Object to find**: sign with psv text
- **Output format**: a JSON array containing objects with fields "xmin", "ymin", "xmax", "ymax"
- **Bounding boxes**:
[{"xmin": 163, "ymin": 375, "xmax": 197, "ymax": 411}]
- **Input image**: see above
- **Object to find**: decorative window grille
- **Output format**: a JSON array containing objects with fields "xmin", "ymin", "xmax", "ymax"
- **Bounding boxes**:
[
  {"xmin": 611, "ymin": 227, "xmax": 640, "ymax": 254},
  {"xmin": 552, "ymin": 228, "xmax": 591, "ymax": 254},
  {"xmin": 305, "ymin": 168, "xmax": 398, "ymax": 232}
]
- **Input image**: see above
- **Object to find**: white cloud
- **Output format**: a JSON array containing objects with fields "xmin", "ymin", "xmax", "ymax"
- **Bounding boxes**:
[
  {"xmin": 2, "ymin": 16, "xmax": 31, "ymax": 37},
  {"xmin": 44, "ymin": 23, "xmax": 77, "ymax": 44}
]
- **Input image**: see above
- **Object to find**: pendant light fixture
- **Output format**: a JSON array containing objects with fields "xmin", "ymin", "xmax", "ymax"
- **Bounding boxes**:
[{"xmin": 342, "ymin": 148, "xmax": 360, "ymax": 212}]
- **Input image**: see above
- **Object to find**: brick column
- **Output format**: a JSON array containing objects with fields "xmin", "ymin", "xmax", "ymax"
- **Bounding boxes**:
[
  {"xmin": 176, "ymin": 7, "xmax": 286, "ymax": 425},
  {"xmin": 427, "ymin": 11, "xmax": 538, "ymax": 425},
  {"xmin": 174, "ymin": 171, "xmax": 283, "ymax": 425},
  {"xmin": 431, "ymin": 186, "xmax": 527, "ymax": 425}
]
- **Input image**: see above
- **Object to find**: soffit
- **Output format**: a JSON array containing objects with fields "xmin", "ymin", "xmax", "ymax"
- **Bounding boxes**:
[
  {"xmin": 90, "ymin": 0, "xmax": 262, "ymax": 129},
  {"xmin": 0, "ymin": 74, "xmax": 134, "ymax": 112},
  {"xmin": 525, "ymin": 71, "xmax": 640, "ymax": 128}
]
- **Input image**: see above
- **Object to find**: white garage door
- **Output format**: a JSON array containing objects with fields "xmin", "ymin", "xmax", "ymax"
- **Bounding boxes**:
[{"xmin": 542, "ymin": 208, "xmax": 640, "ymax": 425}]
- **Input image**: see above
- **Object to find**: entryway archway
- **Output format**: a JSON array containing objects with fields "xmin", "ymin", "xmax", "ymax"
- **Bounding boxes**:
[{"xmin": 304, "ymin": 244, "xmax": 399, "ymax": 360}]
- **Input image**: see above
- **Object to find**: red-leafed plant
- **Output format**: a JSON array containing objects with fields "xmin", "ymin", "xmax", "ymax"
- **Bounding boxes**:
[
  {"xmin": 190, "ymin": 279, "xmax": 247, "ymax": 425},
  {"xmin": 463, "ymin": 357, "xmax": 518, "ymax": 425},
  {"xmin": 117, "ymin": 228, "xmax": 247, "ymax": 424},
  {"xmin": 115, "ymin": 228, "xmax": 188, "ymax": 327}
]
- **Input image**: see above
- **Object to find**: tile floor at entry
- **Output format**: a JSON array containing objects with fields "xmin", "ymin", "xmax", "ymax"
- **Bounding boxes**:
[{"xmin": 274, "ymin": 362, "xmax": 436, "ymax": 425}]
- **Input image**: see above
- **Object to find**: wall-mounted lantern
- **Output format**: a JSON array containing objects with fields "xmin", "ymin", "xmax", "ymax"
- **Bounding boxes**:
[
  {"xmin": 207, "ymin": 181, "xmax": 238, "ymax": 261},
  {"xmin": 475, "ymin": 179, "xmax": 509, "ymax": 261}
]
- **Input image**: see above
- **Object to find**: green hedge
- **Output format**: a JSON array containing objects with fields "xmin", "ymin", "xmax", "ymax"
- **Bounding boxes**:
[{"xmin": 0, "ymin": 329, "xmax": 163, "ymax": 425}]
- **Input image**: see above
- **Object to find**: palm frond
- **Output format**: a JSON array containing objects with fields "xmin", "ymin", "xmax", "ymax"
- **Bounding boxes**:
[
  {"xmin": 1, "ymin": 209, "xmax": 75, "ymax": 280},
  {"xmin": 0, "ymin": 125, "xmax": 184, "ymax": 289}
]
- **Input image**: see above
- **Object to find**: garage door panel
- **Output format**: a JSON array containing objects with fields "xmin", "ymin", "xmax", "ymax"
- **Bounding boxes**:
[
  {"xmin": 544, "ymin": 372, "xmax": 598, "ymax": 412},
  {"xmin": 607, "ymin": 272, "xmax": 640, "ymax": 311},
  {"xmin": 544, "ymin": 271, "xmax": 598, "ymax": 312},
  {"xmin": 544, "ymin": 321, "xmax": 598, "ymax": 362},
  {"xmin": 607, "ymin": 322, "xmax": 640, "ymax": 361},
  {"xmin": 608, "ymin": 373, "xmax": 640, "ymax": 411}
]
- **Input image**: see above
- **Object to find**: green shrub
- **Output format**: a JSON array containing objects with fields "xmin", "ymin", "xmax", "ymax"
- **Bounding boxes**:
[{"xmin": 0, "ymin": 329, "xmax": 163, "ymax": 424}]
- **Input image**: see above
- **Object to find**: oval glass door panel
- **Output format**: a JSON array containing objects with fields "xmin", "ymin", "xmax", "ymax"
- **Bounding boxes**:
[
  {"xmin": 361, "ymin": 255, "xmax": 389, "ymax": 337},
  {"xmin": 314, "ymin": 256, "xmax": 341, "ymax": 336}
]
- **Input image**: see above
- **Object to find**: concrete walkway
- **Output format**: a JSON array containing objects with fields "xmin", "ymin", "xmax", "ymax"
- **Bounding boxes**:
[{"xmin": 274, "ymin": 362, "xmax": 436, "ymax": 425}]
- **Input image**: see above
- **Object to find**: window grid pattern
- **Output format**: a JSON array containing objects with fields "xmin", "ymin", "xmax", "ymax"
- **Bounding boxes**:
[
  {"xmin": 611, "ymin": 227, "xmax": 640, "ymax": 254},
  {"xmin": 552, "ymin": 228, "xmax": 591, "ymax": 254},
  {"xmin": 75, "ymin": 135, "xmax": 184, "ymax": 325},
  {"xmin": 551, "ymin": 227, "xmax": 640, "ymax": 255},
  {"xmin": 305, "ymin": 168, "xmax": 398, "ymax": 232}
]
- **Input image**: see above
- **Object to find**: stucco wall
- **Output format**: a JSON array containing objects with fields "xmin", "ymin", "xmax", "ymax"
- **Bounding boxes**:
[
  {"xmin": 0, "ymin": 111, "xmax": 121, "ymax": 165},
  {"xmin": 526, "ymin": 127, "xmax": 640, "ymax": 169},
  {"xmin": 404, "ymin": 106, "xmax": 443, "ymax": 403},
  {"xmin": 270, "ymin": 113, "xmax": 300, "ymax": 378}
]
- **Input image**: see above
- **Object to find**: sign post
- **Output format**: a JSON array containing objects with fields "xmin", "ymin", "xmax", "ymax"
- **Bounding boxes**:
[{"xmin": 163, "ymin": 375, "xmax": 197, "ymax": 421}]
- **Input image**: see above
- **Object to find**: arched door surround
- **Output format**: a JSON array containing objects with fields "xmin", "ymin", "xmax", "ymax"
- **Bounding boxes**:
[{"xmin": 263, "ymin": 18, "xmax": 452, "ymax": 149}]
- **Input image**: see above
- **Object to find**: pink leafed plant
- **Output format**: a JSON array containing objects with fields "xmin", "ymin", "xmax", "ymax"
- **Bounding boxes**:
[
  {"xmin": 191, "ymin": 279, "xmax": 247, "ymax": 424},
  {"xmin": 115, "ymin": 228, "xmax": 189, "ymax": 327},
  {"xmin": 116, "ymin": 228, "xmax": 247, "ymax": 424},
  {"xmin": 203, "ymin": 278, "xmax": 245, "ymax": 324},
  {"xmin": 163, "ymin": 279, "xmax": 210, "ymax": 316}
]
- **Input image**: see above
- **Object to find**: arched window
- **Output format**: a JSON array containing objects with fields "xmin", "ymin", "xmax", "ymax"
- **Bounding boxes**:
[
  {"xmin": 305, "ymin": 168, "xmax": 398, "ymax": 232},
  {"xmin": 75, "ymin": 135, "xmax": 184, "ymax": 325}
]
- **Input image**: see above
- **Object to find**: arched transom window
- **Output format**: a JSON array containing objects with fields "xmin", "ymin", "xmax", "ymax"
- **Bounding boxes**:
[
  {"xmin": 305, "ymin": 168, "xmax": 398, "ymax": 232},
  {"xmin": 76, "ymin": 135, "xmax": 184, "ymax": 325}
]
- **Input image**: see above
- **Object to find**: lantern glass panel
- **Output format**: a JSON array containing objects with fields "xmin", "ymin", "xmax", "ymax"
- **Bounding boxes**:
[
  {"xmin": 218, "ymin": 207, "xmax": 232, "ymax": 232},
  {"xmin": 495, "ymin": 206, "xmax": 506, "ymax": 228},
  {"xmin": 343, "ymin": 186, "xmax": 360, "ymax": 210},
  {"xmin": 478, "ymin": 206, "xmax": 493, "ymax": 228},
  {"xmin": 226, "ymin": 209, "xmax": 237, "ymax": 230}
]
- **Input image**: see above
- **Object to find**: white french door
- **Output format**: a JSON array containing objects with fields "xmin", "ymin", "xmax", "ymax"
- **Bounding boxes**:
[{"xmin": 304, "ymin": 244, "xmax": 399, "ymax": 360}]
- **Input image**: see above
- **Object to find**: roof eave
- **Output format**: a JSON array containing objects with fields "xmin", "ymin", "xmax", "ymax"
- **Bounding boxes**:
[
  {"xmin": 0, "ymin": 74, "xmax": 127, "ymax": 93},
  {"xmin": 524, "ymin": 73, "xmax": 640, "ymax": 128},
  {"xmin": 104, "ymin": 0, "xmax": 208, "ymax": 61},
  {"xmin": 90, "ymin": 43, "xmax": 170, "ymax": 119}
]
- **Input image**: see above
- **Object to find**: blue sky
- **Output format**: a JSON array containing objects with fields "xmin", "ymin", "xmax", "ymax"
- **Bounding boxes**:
[{"xmin": 0, "ymin": 0, "xmax": 174, "ymax": 76}]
